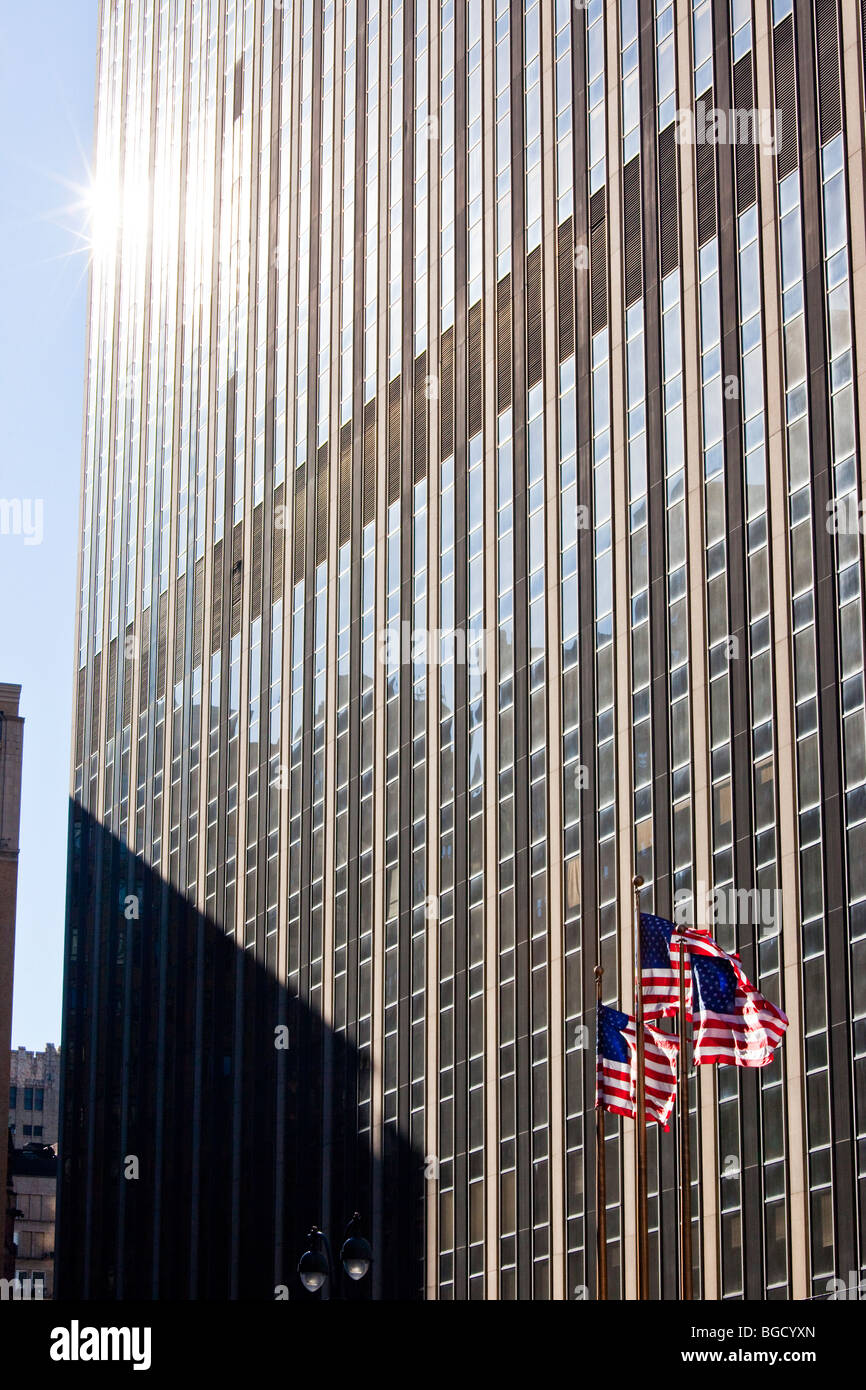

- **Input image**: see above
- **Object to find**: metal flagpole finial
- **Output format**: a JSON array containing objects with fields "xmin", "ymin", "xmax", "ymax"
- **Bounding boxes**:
[{"xmin": 633, "ymin": 874, "xmax": 644, "ymax": 891}]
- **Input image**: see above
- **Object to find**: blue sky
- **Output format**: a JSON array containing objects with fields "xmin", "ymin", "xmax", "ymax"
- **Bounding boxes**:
[{"xmin": 0, "ymin": 4, "xmax": 97, "ymax": 1049}]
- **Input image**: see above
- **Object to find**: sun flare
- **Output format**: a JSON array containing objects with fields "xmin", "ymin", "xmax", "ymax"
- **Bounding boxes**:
[{"xmin": 78, "ymin": 163, "xmax": 152, "ymax": 266}]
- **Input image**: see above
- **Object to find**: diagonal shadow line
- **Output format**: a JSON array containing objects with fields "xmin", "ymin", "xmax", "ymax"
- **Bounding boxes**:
[{"xmin": 56, "ymin": 802, "xmax": 424, "ymax": 1301}]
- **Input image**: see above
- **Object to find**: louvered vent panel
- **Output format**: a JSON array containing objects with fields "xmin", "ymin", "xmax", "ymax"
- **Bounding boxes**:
[
  {"xmin": 413, "ymin": 352, "xmax": 428, "ymax": 483},
  {"xmin": 468, "ymin": 302, "xmax": 483, "ymax": 437},
  {"xmin": 107, "ymin": 638, "xmax": 118, "ymax": 731},
  {"xmin": 695, "ymin": 119, "xmax": 717, "ymax": 245},
  {"xmin": 273, "ymin": 483, "xmax": 284, "ymax": 599},
  {"xmin": 210, "ymin": 542, "xmax": 223, "ymax": 652},
  {"xmin": 733, "ymin": 55, "xmax": 757, "ymax": 213},
  {"xmin": 76, "ymin": 666, "xmax": 86, "ymax": 766},
  {"xmin": 192, "ymin": 558, "xmax": 204, "ymax": 668},
  {"xmin": 122, "ymin": 625, "xmax": 134, "ymax": 728},
  {"xmin": 362, "ymin": 401, "xmax": 376, "ymax": 526},
  {"xmin": 496, "ymin": 278, "xmax": 512, "ymax": 412},
  {"xmin": 440, "ymin": 326, "xmax": 454, "ymax": 459},
  {"xmin": 315, "ymin": 446, "xmax": 329, "ymax": 563},
  {"xmin": 139, "ymin": 609, "xmax": 151, "ymax": 708},
  {"xmin": 526, "ymin": 246, "xmax": 543, "ymax": 387},
  {"xmin": 557, "ymin": 217, "xmax": 575, "ymax": 362},
  {"xmin": 623, "ymin": 156, "xmax": 642, "ymax": 306},
  {"xmin": 90, "ymin": 653, "xmax": 101, "ymax": 750},
  {"xmin": 388, "ymin": 377, "xmax": 401, "ymax": 504},
  {"xmin": 156, "ymin": 591, "xmax": 168, "ymax": 698},
  {"xmin": 816, "ymin": 0, "xmax": 842, "ymax": 142},
  {"xmin": 774, "ymin": 17, "xmax": 799, "ymax": 178},
  {"xmin": 230, "ymin": 520, "xmax": 243, "ymax": 636},
  {"xmin": 590, "ymin": 188, "xmax": 607, "ymax": 334},
  {"xmin": 293, "ymin": 466, "xmax": 306, "ymax": 582},
  {"xmin": 174, "ymin": 574, "xmax": 186, "ymax": 673},
  {"xmin": 252, "ymin": 502, "xmax": 264, "ymax": 617},
  {"xmin": 658, "ymin": 123, "xmax": 680, "ymax": 275},
  {"xmin": 338, "ymin": 425, "xmax": 352, "ymax": 544}
]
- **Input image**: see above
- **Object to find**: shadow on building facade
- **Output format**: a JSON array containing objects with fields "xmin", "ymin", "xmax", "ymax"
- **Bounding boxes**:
[{"xmin": 57, "ymin": 804, "xmax": 424, "ymax": 1300}]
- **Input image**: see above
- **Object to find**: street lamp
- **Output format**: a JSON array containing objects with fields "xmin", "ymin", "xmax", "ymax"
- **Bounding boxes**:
[
  {"xmin": 339, "ymin": 1212, "xmax": 372, "ymax": 1282},
  {"xmin": 297, "ymin": 1213, "xmax": 372, "ymax": 1297},
  {"xmin": 297, "ymin": 1228, "xmax": 330, "ymax": 1294}
]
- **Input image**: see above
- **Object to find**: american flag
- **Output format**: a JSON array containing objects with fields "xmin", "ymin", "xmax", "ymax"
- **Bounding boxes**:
[
  {"xmin": 639, "ymin": 913, "xmax": 681, "ymax": 1020},
  {"xmin": 685, "ymin": 941, "xmax": 788, "ymax": 1067},
  {"xmin": 596, "ymin": 1003, "xmax": 680, "ymax": 1130}
]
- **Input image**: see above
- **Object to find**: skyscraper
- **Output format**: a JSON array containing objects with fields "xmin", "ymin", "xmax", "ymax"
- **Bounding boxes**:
[{"xmin": 60, "ymin": 0, "xmax": 866, "ymax": 1301}]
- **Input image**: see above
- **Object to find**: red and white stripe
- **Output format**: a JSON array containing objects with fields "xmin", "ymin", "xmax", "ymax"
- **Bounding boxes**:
[
  {"xmin": 641, "ymin": 925, "xmax": 708, "ymax": 1019},
  {"xmin": 667, "ymin": 924, "xmax": 712, "ymax": 976},
  {"xmin": 689, "ymin": 991, "xmax": 788, "ymax": 1067},
  {"xmin": 596, "ymin": 1019, "xmax": 680, "ymax": 1131},
  {"xmin": 673, "ymin": 928, "xmax": 788, "ymax": 1067},
  {"xmin": 642, "ymin": 968, "xmax": 680, "ymax": 1020}
]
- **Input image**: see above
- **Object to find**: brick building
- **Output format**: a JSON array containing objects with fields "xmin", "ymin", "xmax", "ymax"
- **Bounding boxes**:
[{"xmin": 8, "ymin": 1045, "xmax": 60, "ymax": 1149}]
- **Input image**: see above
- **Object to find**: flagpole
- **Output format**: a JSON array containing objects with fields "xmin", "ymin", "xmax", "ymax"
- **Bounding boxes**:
[
  {"xmin": 594, "ymin": 964, "xmax": 608, "ymax": 1301},
  {"xmin": 677, "ymin": 927, "xmax": 693, "ymax": 1300},
  {"xmin": 633, "ymin": 874, "xmax": 649, "ymax": 1300}
]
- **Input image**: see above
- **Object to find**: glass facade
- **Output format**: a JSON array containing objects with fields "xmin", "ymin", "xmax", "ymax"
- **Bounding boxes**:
[{"xmin": 61, "ymin": 0, "xmax": 866, "ymax": 1301}]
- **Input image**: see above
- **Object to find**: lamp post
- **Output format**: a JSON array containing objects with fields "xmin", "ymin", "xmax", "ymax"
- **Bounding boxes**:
[{"xmin": 298, "ymin": 1212, "xmax": 372, "ymax": 1299}]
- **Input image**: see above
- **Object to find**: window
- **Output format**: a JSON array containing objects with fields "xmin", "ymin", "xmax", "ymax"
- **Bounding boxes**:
[
  {"xmin": 35, "ymin": 1088, "xmax": 44, "ymax": 1111},
  {"xmin": 24, "ymin": 1088, "xmax": 33, "ymax": 1111},
  {"xmin": 9, "ymin": 1086, "xmax": 15, "ymax": 1108},
  {"xmin": 23, "ymin": 1125, "xmax": 32, "ymax": 1136}
]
